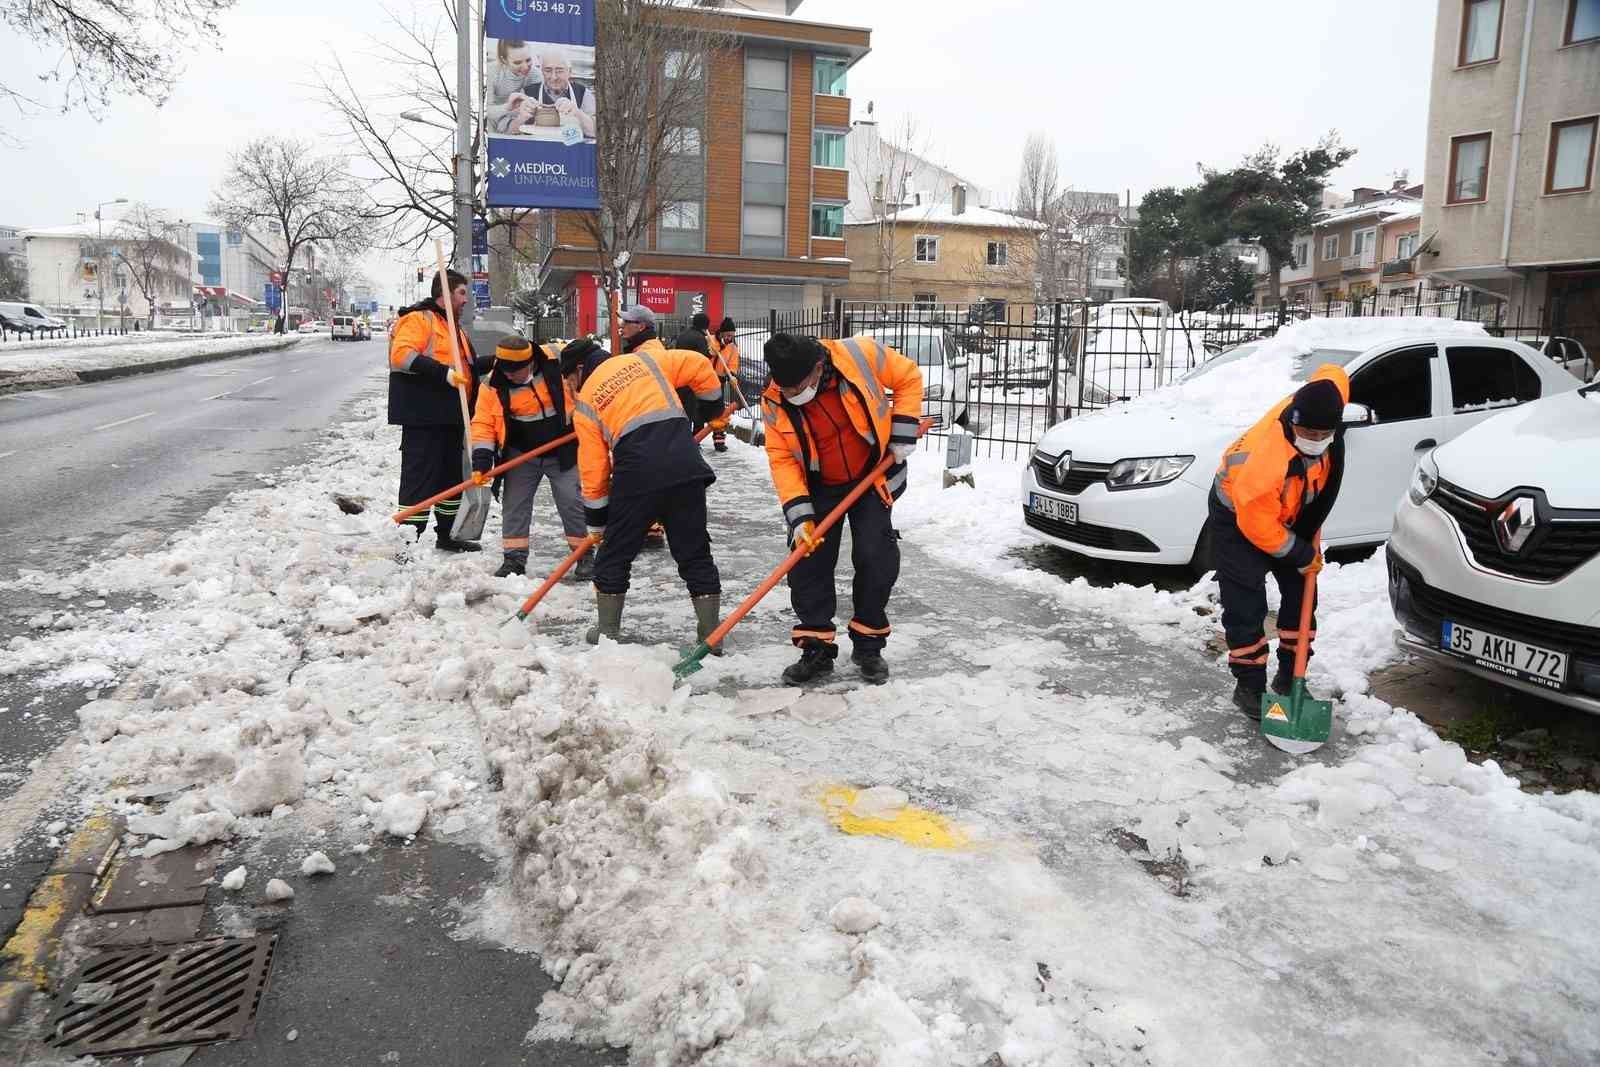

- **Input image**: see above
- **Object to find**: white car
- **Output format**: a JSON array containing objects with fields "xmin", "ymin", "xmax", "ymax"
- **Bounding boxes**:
[
  {"xmin": 0, "ymin": 301, "xmax": 66, "ymax": 334},
  {"xmin": 1389, "ymin": 382, "xmax": 1600, "ymax": 713},
  {"xmin": 297, "ymin": 320, "xmax": 327, "ymax": 334},
  {"xmin": 1021, "ymin": 318, "xmax": 1582, "ymax": 572},
  {"xmin": 862, "ymin": 328, "xmax": 970, "ymax": 430},
  {"xmin": 331, "ymin": 315, "xmax": 358, "ymax": 341}
]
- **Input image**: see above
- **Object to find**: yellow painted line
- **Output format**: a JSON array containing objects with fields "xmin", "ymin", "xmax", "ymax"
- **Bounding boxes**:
[
  {"xmin": 819, "ymin": 785, "xmax": 971, "ymax": 851},
  {"xmin": 0, "ymin": 875, "xmax": 78, "ymax": 988}
]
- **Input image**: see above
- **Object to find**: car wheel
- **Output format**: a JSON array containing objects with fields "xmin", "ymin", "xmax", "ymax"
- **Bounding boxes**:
[{"xmin": 1188, "ymin": 522, "xmax": 1215, "ymax": 578}]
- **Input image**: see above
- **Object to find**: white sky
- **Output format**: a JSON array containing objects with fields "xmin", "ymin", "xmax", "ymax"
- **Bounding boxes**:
[{"xmin": 0, "ymin": 0, "xmax": 1438, "ymax": 305}]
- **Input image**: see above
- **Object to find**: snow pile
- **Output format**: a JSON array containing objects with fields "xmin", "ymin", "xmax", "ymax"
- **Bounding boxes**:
[{"xmin": 0, "ymin": 333, "xmax": 301, "ymax": 384}]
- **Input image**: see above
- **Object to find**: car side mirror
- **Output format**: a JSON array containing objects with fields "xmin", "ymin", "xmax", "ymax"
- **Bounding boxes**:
[{"xmin": 1342, "ymin": 402, "xmax": 1378, "ymax": 427}]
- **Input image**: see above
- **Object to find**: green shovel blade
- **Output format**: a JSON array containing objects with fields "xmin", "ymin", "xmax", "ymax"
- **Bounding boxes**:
[
  {"xmin": 672, "ymin": 642, "xmax": 711, "ymax": 681},
  {"xmin": 1260, "ymin": 679, "xmax": 1333, "ymax": 755}
]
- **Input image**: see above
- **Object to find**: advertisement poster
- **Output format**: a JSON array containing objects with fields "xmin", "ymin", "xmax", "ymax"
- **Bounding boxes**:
[{"xmin": 484, "ymin": 2, "xmax": 598, "ymax": 210}]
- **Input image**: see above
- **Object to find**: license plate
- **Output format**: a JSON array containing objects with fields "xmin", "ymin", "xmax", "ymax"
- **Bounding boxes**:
[
  {"xmin": 1440, "ymin": 621, "xmax": 1568, "ymax": 691},
  {"xmin": 1029, "ymin": 493, "xmax": 1078, "ymax": 524}
]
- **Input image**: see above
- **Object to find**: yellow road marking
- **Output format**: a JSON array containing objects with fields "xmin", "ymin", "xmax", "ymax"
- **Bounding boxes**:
[{"xmin": 820, "ymin": 786, "xmax": 971, "ymax": 851}]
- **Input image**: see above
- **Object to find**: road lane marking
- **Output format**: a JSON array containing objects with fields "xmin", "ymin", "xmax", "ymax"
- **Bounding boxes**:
[
  {"xmin": 246, "ymin": 376, "xmax": 275, "ymax": 387},
  {"xmin": 202, "ymin": 391, "xmax": 231, "ymax": 401},
  {"xmin": 92, "ymin": 411, "xmax": 155, "ymax": 432},
  {"xmin": 0, "ymin": 450, "xmax": 16, "ymax": 460}
]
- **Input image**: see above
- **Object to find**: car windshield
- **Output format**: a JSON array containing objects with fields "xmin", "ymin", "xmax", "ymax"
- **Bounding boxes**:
[
  {"xmin": 1180, "ymin": 344, "xmax": 1360, "ymax": 384},
  {"xmin": 867, "ymin": 333, "xmax": 945, "ymax": 368}
]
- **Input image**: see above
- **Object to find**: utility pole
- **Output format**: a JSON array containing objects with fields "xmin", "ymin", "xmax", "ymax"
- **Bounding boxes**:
[{"xmin": 454, "ymin": 0, "xmax": 475, "ymax": 328}]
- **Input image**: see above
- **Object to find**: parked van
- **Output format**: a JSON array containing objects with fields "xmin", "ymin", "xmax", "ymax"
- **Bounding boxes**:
[{"xmin": 0, "ymin": 302, "xmax": 67, "ymax": 334}]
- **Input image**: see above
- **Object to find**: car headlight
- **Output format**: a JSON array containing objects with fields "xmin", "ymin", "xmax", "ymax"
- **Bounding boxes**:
[
  {"xmin": 1105, "ymin": 455, "xmax": 1194, "ymax": 490},
  {"xmin": 1408, "ymin": 450, "xmax": 1439, "ymax": 506}
]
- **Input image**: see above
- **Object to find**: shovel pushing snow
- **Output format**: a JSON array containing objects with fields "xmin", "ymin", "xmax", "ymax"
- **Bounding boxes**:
[
  {"xmin": 390, "ymin": 431, "xmax": 577, "ymax": 526},
  {"xmin": 1259, "ymin": 560, "xmax": 1333, "ymax": 755},
  {"xmin": 430, "ymin": 239, "xmax": 490, "ymax": 542},
  {"xmin": 673, "ymin": 417, "xmax": 932, "ymax": 681}
]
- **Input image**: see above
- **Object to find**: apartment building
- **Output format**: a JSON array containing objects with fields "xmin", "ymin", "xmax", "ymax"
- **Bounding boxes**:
[
  {"xmin": 844, "ymin": 120, "xmax": 993, "ymax": 224},
  {"xmin": 1253, "ymin": 183, "xmax": 1423, "ymax": 305},
  {"xmin": 22, "ymin": 221, "xmax": 197, "ymax": 328},
  {"xmin": 536, "ymin": 0, "xmax": 870, "ymax": 334},
  {"xmin": 1421, "ymin": 0, "xmax": 1599, "ymax": 339},
  {"xmin": 841, "ymin": 184, "xmax": 1044, "ymax": 310}
]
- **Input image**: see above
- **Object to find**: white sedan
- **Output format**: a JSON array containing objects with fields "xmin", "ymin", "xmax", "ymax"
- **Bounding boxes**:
[
  {"xmin": 1020, "ymin": 318, "xmax": 1583, "ymax": 572},
  {"xmin": 861, "ymin": 327, "xmax": 970, "ymax": 430},
  {"xmin": 1389, "ymin": 382, "xmax": 1600, "ymax": 713}
]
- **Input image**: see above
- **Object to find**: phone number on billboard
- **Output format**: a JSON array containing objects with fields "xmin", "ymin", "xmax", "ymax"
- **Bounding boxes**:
[{"xmin": 525, "ymin": 1, "xmax": 582, "ymax": 13}]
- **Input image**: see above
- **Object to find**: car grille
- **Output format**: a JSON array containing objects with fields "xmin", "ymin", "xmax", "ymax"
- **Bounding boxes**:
[
  {"xmin": 1023, "ymin": 510, "xmax": 1159, "ymax": 553},
  {"xmin": 1031, "ymin": 453, "xmax": 1113, "ymax": 495},
  {"xmin": 1391, "ymin": 553, "xmax": 1600, "ymax": 659},
  {"xmin": 1433, "ymin": 481, "xmax": 1600, "ymax": 582}
]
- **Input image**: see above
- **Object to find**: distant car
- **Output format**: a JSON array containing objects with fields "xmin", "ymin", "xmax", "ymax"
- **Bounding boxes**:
[
  {"xmin": 297, "ymin": 320, "xmax": 327, "ymax": 334},
  {"xmin": 1528, "ymin": 336, "xmax": 1593, "ymax": 381},
  {"xmin": 0, "ymin": 301, "xmax": 66, "ymax": 334},
  {"xmin": 861, "ymin": 327, "xmax": 970, "ymax": 431},
  {"xmin": 1021, "ymin": 319, "xmax": 1582, "ymax": 572},
  {"xmin": 467, "ymin": 306, "xmax": 522, "ymax": 364},
  {"xmin": 356, "ymin": 320, "xmax": 372, "ymax": 340},
  {"xmin": 331, "ymin": 315, "xmax": 358, "ymax": 341},
  {"xmin": 1389, "ymin": 381, "xmax": 1600, "ymax": 714}
]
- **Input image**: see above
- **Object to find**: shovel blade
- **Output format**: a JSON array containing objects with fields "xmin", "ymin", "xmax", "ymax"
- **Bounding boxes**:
[
  {"xmin": 1259, "ymin": 680, "xmax": 1332, "ymax": 754},
  {"xmin": 672, "ymin": 642, "xmax": 711, "ymax": 682},
  {"xmin": 450, "ymin": 485, "xmax": 492, "ymax": 542}
]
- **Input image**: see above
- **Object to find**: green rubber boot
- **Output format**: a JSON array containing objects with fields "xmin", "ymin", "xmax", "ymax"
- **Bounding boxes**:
[
  {"xmin": 586, "ymin": 592, "xmax": 625, "ymax": 645},
  {"xmin": 692, "ymin": 594, "xmax": 723, "ymax": 656}
]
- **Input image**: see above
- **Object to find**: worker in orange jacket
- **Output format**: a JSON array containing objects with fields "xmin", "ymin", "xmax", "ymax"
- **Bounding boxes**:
[
  {"xmin": 573, "ymin": 320, "xmax": 727, "ymax": 645},
  {"xmin": 387, "ymin": 269, "xmax": 492, "ymax": 551},
  {"xmin": 469, "ymin": 337, "xmax": 589, "ymax": 579},
  {"xmin": 709, "ymin": 316, "xmax": 741, "ymax": 452},
  {"xmin": 761, "ymin": 333, "xmax": 923, "ymax": 686},
  {"xmin": 619, "ymin": 304, "xmax": 671, "ymax": 546},
  {"xmin": 1208, "ymin": 365, "xmax": 1350, "ymax": 718}
]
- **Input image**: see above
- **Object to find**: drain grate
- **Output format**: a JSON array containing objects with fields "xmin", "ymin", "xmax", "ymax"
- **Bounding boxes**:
[{"xmin": 47, "ymin": 935, "xmax": 276, "ymax": 1057}]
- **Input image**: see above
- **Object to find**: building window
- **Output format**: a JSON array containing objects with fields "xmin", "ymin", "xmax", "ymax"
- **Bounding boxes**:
[
  {"xmin": 914, "ymin": 235, "xmax": 939, "ymax": 263},
  {"xmin": 812, "ymin": 131, "xmax": 846, "ymax": 168},
  {"xmin": 1546, "ymin": 116, "xmax": 1597, "ymax": 193},
  {"xmin": 913, "ymin": 293, "xmax": 936, "ymax": 307},
  {"xmin": 744, "ymin": 131, "xmax": 786, "ymax": 164},
  {"xmin": 1566, "ymin": 0, "xmax": 1600, "ymax": 44},
  {"xmin": 743, "ymin": 204, "xmax": 784, "ymax": 238},
  {"xmin": 814, "ymin": 56, "xmax": 848, "ymax": 96},
  {"xmin": 746, "ymin": 55, "xmax": 788, "ymax": 92},
  {"xmin": 1458, "ymin": 0, "xmax": 1503, "ymax": 65},
  {"xmin": 985, "ymin": 241, "xmax": 1008, "ymax": 267},
  {"xmin": 1396, "ymin": 233, "xmax": 1418, "ymax": 259},
  {"xmin": 1322, "ymin": 234, "xmax": 1339, "ymax": 260},
  {"xmin": 1293, "ymin": 240, "xmax": 1310, "ymax": 268},
  {"xmin": 661, "ymin": 201, "xmax": 701, "ymax": 230},
  {"xmin": 665, "ymin": 126, "xmax": 701, "ymax": 156},
  {"xmin": 811, "ymin": 204, "xmax": 843, "ymax": 239},
  {"xmin": 1351, "ymin": 228, "xmax": 1376, "ymax": 259},
  {"xmin": 1448, "ymin": 132, "xmax": 1492, "ymax": 203},
  {"xmin": 665, "ymin": 50, "xmax": 701, "ymax": 81}
]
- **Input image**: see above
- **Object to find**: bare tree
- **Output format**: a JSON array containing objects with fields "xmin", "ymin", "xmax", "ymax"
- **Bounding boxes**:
[
  {"xmin": 0, "ymin": 0, "xmax": 239, "ymax": 116},
  {"xmin": 209, "ymin": 138, "xmax": 372, "ymax": 333},
  {"xmin": 1058, "ymin": 191, "xmax": 1126, "ymax": 301},
  {"xmin": 108, "ymin": 203, "xmax": 190, "ymax": 329},
  {"xmin": 848, "ymin": 114, "xmax": 946, "ymax": 301}
]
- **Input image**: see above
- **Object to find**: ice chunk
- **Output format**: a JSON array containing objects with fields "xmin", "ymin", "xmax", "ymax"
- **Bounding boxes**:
[
  {"xmin": 211, "ymin": 746, "xmax": 306, "ymax": 817},
  {"xmin": 429, "ymin": 657, "xmax": 468, "ymax": 701},
  {"xmin": 1420, "ymin": 742, "xmax": 1468, "ymax": 784},
  {"xmin": 377, "ymin": 793, "xmax": 428, "ymax": 837},
  {"xmin": 264, "ymin": 878, "xmax": 295, "ymax": 902},
  {"xmin": 221, "ymin": 865, "xmax": 247, "ymax": 891},
  {"xmin": 829, "ymin": 896, "xmax": 883, "ymax": 934},
  {"xmin": 300, "ymin": 851, "xmax": 336, "ymax": 876}
]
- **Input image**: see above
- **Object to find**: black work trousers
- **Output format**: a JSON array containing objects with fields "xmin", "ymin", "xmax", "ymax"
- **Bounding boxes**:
[
  {"xmin": 398, "ymin": 425, "xmax": 464, "ymax": 538},
  {"xmin": 788, "ymin": 482, "xmax": 900, "ymax": 654},
  {"xmin": 593, "ymin": 481, "xmax": 720, "ymax": 597},
  {"xmin": 1211, "ymin": 516, "xmax": 1317, "ymax": 690}
]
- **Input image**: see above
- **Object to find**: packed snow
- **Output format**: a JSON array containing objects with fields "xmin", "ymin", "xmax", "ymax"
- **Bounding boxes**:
[
  {"xmin": 1, "ymin": 372, "xmax": 1596, "ymax": 1064},
  {"xmin": 0, "ymin": 333, "xmax": 301, "ymax": 388}
]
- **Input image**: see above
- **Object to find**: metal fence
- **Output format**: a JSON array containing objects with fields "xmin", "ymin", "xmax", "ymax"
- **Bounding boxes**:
[{"xmin": 0, "ymin": 323, "xmax": 135, "ymax": 343}]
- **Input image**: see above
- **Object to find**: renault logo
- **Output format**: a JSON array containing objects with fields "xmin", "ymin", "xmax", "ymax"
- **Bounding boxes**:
[
  {"xmin": 1054, "ymin": 452, "xmax": 1073, "ymax": 483},
  {"xmin": 1494, "ymin": 496, "xmax": 1536, "ymax": 554}
]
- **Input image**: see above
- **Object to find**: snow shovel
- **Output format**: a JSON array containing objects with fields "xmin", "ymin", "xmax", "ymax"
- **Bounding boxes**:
[
  {"xmin": 391, "ymin": 431, "xmax": 577, "ymax": 525},
  {"xmin": 673, "ymin": 417, "xmax": 932, "ymax": 681},
  {"xmin": 1260, "ymin": 557, "xmax": 1333, "ymax": 755},
  {"xmin": 432, "ymin": 239, "xmax": 490, "ymax": 542}
]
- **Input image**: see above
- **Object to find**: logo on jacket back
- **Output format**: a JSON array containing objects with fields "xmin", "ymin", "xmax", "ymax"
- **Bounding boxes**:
[{"xmin": 1493, "ymin": 496, "xmax": 1536, "ymax": 554}]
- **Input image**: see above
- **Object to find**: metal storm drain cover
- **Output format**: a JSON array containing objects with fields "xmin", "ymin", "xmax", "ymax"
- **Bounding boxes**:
[{"xmin": 47, "ymin": 935, "xmax": 277, "ymax": 1057}]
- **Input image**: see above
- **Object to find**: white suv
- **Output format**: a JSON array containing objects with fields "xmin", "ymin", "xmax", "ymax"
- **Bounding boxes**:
[{"xmin": 1389, "ymin": 382, "xmax": 1600, "ymax": 714}]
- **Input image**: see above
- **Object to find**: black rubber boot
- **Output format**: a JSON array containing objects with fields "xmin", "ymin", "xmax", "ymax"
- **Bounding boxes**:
[
  {"xmin": 437, "ymin": 533, "xmax": 482, "ymax": 553},
  {"xmin": 713, "ymin": 440, "xmax": 729, "ymax": 453},
  {"xmin": 1270, "ymin": 663, "xmax": 1293, "ymax": 695},
  {"xmin": 1233, "ymin": 680, "xmax": 1264, "ymax": 721},
  {"xmin": 571, "ymin": 548, "xmax": 595, "ymax": 582},
  {"xmin": 586, "ymin": 592, "xmax": 625, "ymax": 645},
  {"xmin": 494, "ymin": 553, "xmax": 526, "ymax": 578},
  {"xmin": 781, "ymin": 639, "xmax": 837, "ymax": 685},
  {"xmin": 852, "ymin": 650, "xmax": 890, "ymax": 685},
  {"xmin": 692, "ymin": 594, "xmax": 723, "ymax": 656}
]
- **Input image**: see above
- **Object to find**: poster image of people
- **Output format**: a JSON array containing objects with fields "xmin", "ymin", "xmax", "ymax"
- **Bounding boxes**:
[{"xmin": 485, "ymin": 38, "xmax": 596, "ymax": 145}]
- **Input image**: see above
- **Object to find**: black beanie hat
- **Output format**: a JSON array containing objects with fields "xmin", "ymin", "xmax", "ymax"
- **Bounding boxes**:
[
  {"xmin": 1289, "ymin": 378, "xmax": 1344, "ymax": 432},
  {"xmin": 559, "ymin": 337, "xmax": 599, "ymax": 376},
  {"xmin": 765, "ymin": 333, "xmax": 822, "ymax": 387},
  {"xmin": 674, "ymin": 330, "xmax": 710, "ymax": 356},
  {"xmin": 690, "ymin": 312, "xmax": 711, "ymax": 332},
  {"xmin": 716, "ymin": 317, "xmax": 736, "ymax": 335}
]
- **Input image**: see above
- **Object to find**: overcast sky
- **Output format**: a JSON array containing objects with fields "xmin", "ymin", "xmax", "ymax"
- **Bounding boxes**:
[{"xmin": 0, "ymin": 0, "xmax": 1437, "ymax": 305}]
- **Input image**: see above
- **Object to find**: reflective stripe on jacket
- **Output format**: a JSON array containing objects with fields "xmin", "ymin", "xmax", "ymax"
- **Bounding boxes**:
[
  {"xmin": 385, "ymin": 304, "xmax": 476, "ymax": 427},
  {"xmin": 469, "ymin": 345, "xmax": 574, "ymax": 458},
  {"xmin": 709, "ymin": 335, "xmax": 740, "ymax": 377},
  {"xmin": 760, "ymin": 336, "xmax": 923, "ymax": 536},
  {"xmin": 573, "ymin": 347, "xmax": 724, "ymax": 528},
  {"xmin": 1212, "ymin": 364, "xmax": 1351, "ymax": 564}
]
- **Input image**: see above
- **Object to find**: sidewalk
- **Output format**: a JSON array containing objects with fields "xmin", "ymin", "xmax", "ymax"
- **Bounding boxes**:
[{"xmin": 0, "ymin": 334, "xmax": 304, "ymax": 393}]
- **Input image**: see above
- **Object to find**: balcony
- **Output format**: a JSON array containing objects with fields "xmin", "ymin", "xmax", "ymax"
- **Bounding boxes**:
[
  {"xmin": 1340, "ymin": 251, "xmax": 1376, "ymax": 274},
  {"xmin": 1380, "ymin": 257, "xmax": 1416, "ymax": 279}
]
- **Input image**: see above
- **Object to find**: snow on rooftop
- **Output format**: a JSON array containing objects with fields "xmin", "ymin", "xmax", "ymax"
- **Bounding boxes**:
[
  {"xmin": 845, "ymin": 201, "xmax": 1046, "ymax": 231},
  {"xmin": 1315, "ymin": 196, "xmax": 1422, "ymax": 229}
]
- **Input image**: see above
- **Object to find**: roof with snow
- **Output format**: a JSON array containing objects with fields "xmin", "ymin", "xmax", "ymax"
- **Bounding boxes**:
[
  {"xmin": 1314, "ymin": 196, "xmax": 1422, "ymax": 229},
  {"xmin": 843, "ymin": 203, "xmax": 1046, "ymax": 231}
]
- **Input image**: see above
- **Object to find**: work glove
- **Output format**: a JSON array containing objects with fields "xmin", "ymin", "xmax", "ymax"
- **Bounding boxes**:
[
  {"xmin": 890, "ymin": 443, "xmax": 916, "ymax": 463},
  {"xmin": 586, "ymin": 527, "xmax": 605, "ymax": 543},
  {"xmin": 470, "ymin": 471, "xmax": 490, "ymax": 487},
  {"xmin": 1298, "ymin": 553, "xmax": 1324, "ymax": 576},
  {"xmin": 708, "ymin": 415, "xmax": 730, "ymax": 431},
  {"xmin": 791, "ymin": 520, "xmax": 822, "ymax": 557},
  {"xmin": 447, "ymin": 368, "xmax": 470, "ymax": 389}
]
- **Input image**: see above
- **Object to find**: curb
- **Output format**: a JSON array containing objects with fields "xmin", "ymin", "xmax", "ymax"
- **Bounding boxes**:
[
  {"xmin": 0, "ymin": 337, "xmax": 305, "ymax": 396},
  {"xmin": 0, "ymin": 814, "xmax": 123, "ymax": 1022}
]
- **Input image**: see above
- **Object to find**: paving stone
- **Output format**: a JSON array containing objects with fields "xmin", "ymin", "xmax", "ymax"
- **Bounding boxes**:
[
  {"xmin": 79, "ymin": 905, "xmax": 203, "ymax": 948},
  {"xmin": 94, "ymin": 847, "xmax": 221, "ymax": 914},
  {"xmin": 45, "ymin": 814, "xmax": 124, "ymax": 878}
]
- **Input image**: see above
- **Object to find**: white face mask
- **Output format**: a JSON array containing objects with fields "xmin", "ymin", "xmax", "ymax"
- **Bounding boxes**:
[
  {"xmin": 786, "ymin": 382, "xmax": 819, "ymax": 406},
  {"xmin": 1294, "ymin": 433, "xmax": 1332, "ymax": 457}
]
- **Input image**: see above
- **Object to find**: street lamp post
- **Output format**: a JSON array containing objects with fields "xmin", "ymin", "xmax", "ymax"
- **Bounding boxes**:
[{"xmin": 94, "ymin": 197, "xmax": 128, "ymax": 332}]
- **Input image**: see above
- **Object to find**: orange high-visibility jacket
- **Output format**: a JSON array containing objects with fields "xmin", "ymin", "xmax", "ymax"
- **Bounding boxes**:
[
  {"xmin": 386, "ymin": 304, "xmax": 477, "ymax": 426},
  {"xmin": 761, "ymin": 336, "xmax": 923, "ymax": 537},
  {"xmin": 573, "ymin": 346, "xmax": 724, "ymax": 530},
  {"xmin": 469, "ymin": 345, "xmax": 574, "ymax": 457},
  {"xmin": 1212, "ymin": 364, "xmax": 1351, "ymax": 565},
  {"xmin": 709, "ymin": 335, "xmax": 740, "ymax": 377}
]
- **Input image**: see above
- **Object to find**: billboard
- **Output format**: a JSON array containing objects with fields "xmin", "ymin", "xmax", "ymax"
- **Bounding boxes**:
[{"xmin": 484, "ymin": 2, "xmax": 598, "ymax": 210}]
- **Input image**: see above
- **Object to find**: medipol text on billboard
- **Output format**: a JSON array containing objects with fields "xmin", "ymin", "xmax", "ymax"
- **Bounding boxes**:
[{"xmin": 484, "ymin": 1, "xmax": 599, "ymax": 211}]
